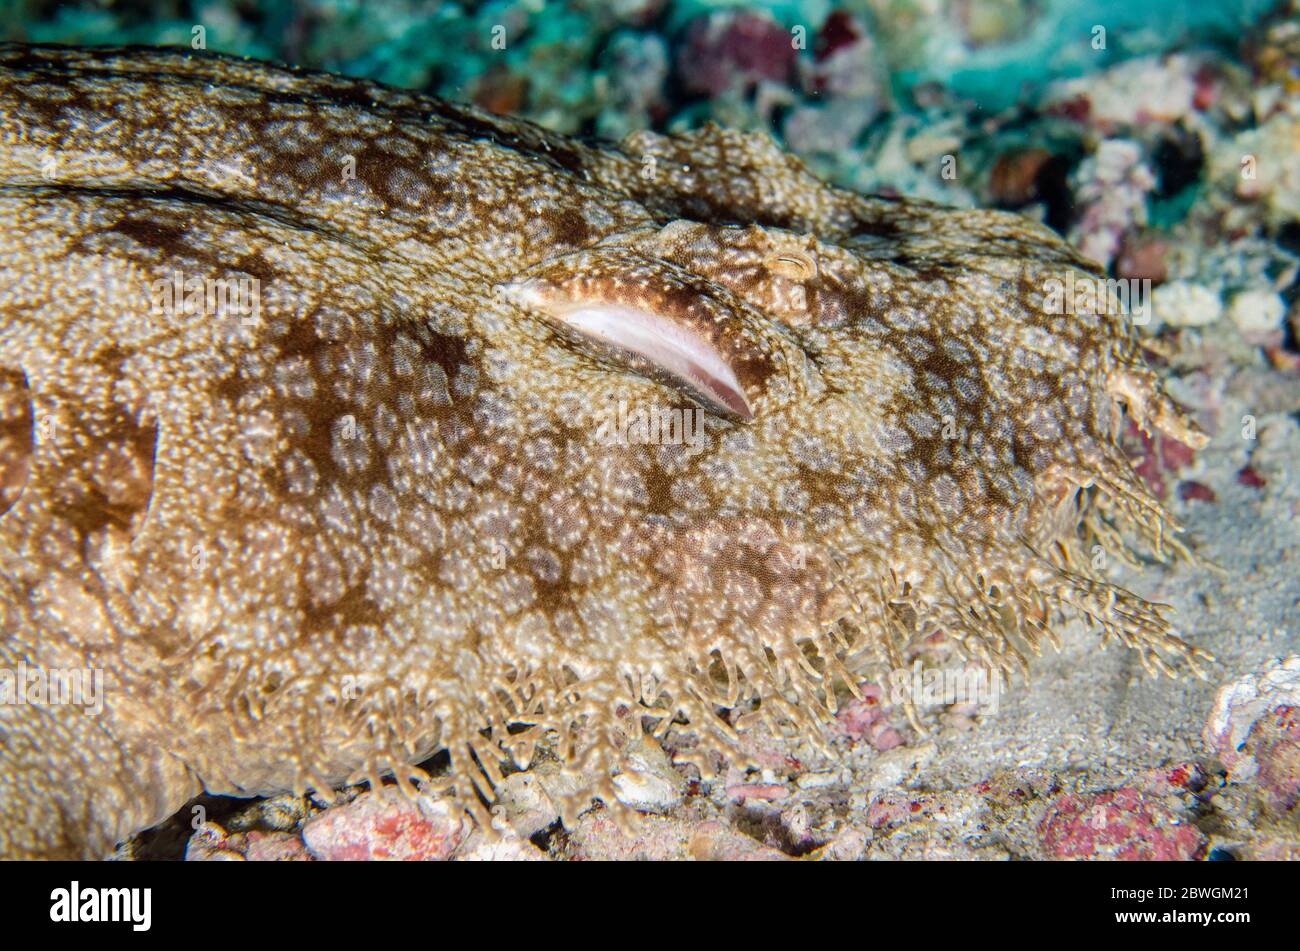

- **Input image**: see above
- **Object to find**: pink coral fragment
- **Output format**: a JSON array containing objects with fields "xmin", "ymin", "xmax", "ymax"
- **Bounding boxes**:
[
  {"xmin": 1038, "ymin": 788, "xmax": 1205, "ymax": 860},
  {"xmin": 301, "ymin": 790, "xmax": 464, "ymax": 861}
]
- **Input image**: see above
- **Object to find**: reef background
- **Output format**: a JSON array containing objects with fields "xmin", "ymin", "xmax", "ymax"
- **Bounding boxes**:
[{"xmin": 5, "ymin": 0, "xmax": 1299, "ymax": 859}]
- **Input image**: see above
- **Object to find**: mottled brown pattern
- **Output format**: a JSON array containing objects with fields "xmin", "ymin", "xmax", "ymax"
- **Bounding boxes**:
[{"xmin": 0, "ymin": 45, "xmax": 1207, "ymax": 858}]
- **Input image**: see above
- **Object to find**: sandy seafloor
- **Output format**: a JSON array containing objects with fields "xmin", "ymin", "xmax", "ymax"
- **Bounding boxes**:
[{"xmin": 5, "ymin": 0, "xmax": 1298, "ymax": 858}]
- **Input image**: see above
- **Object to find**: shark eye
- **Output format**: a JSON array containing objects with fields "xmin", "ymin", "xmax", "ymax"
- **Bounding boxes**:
[
  {"xmin": 501, "ymin": 248, "xmax": 774, "ymax": 422},
  {"xmin": 506, "ymin": 282, "xmax": 753, "ymax": 421}
]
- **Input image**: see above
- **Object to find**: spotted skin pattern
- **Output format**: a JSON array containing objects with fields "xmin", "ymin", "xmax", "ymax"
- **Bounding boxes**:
[{"xmin": 0, "ymin": 45, "xmax": 1207, "ymax": 857}]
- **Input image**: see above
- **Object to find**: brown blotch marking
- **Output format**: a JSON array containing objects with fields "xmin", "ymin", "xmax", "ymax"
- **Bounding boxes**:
[
  {"xmin": 6, "ymin": 68, "xmax": 98, "ymax": 132},
  {"xmin": 729, "ymin": 347, "xmax": 778, "ymax": 397},
  {"xmin": 93, "ymin": 345, "xmax": 130, "ymax": 379},
  {"xmin": 850, "ymin": 217, "xmax": 902, "ymax": 239},
  {"xmin": 268, "ymin": 318, "xmax": 476, "ymax": 497},
  {"xmin": 547, "ymin": 206, "xmax": 592, "ymax": 250},
  {"xmin": 213, "ymin": 368, "xmax": 252, "ymax": 408},
  {"xmin": 343, "ymin": 138, "xmax": 430, "ymax": 211},
  {"xmin": 415, "ymin": 328, "xmax": 471, "ymax": 380},
  {"xmin": 268, "ymin": 319, "xmax": 370, "ymax": 491},
  {"xmin": 50, "ymin": 402, "xmax": 157, "ymax": 540},
  {"xmin": 230, "ymin": 251, "xmax": 280, "ymax": 288},
  {"xmin": 299, "ymin": 577, "xmax": 387, "ymax": 642},
  {"xmin": 0, "ymin": 367, "xmax": 34, "ymax": 516},
  {"xmin": 107, "ymin": 214, "xmax": 191, "ymax": 254}
]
